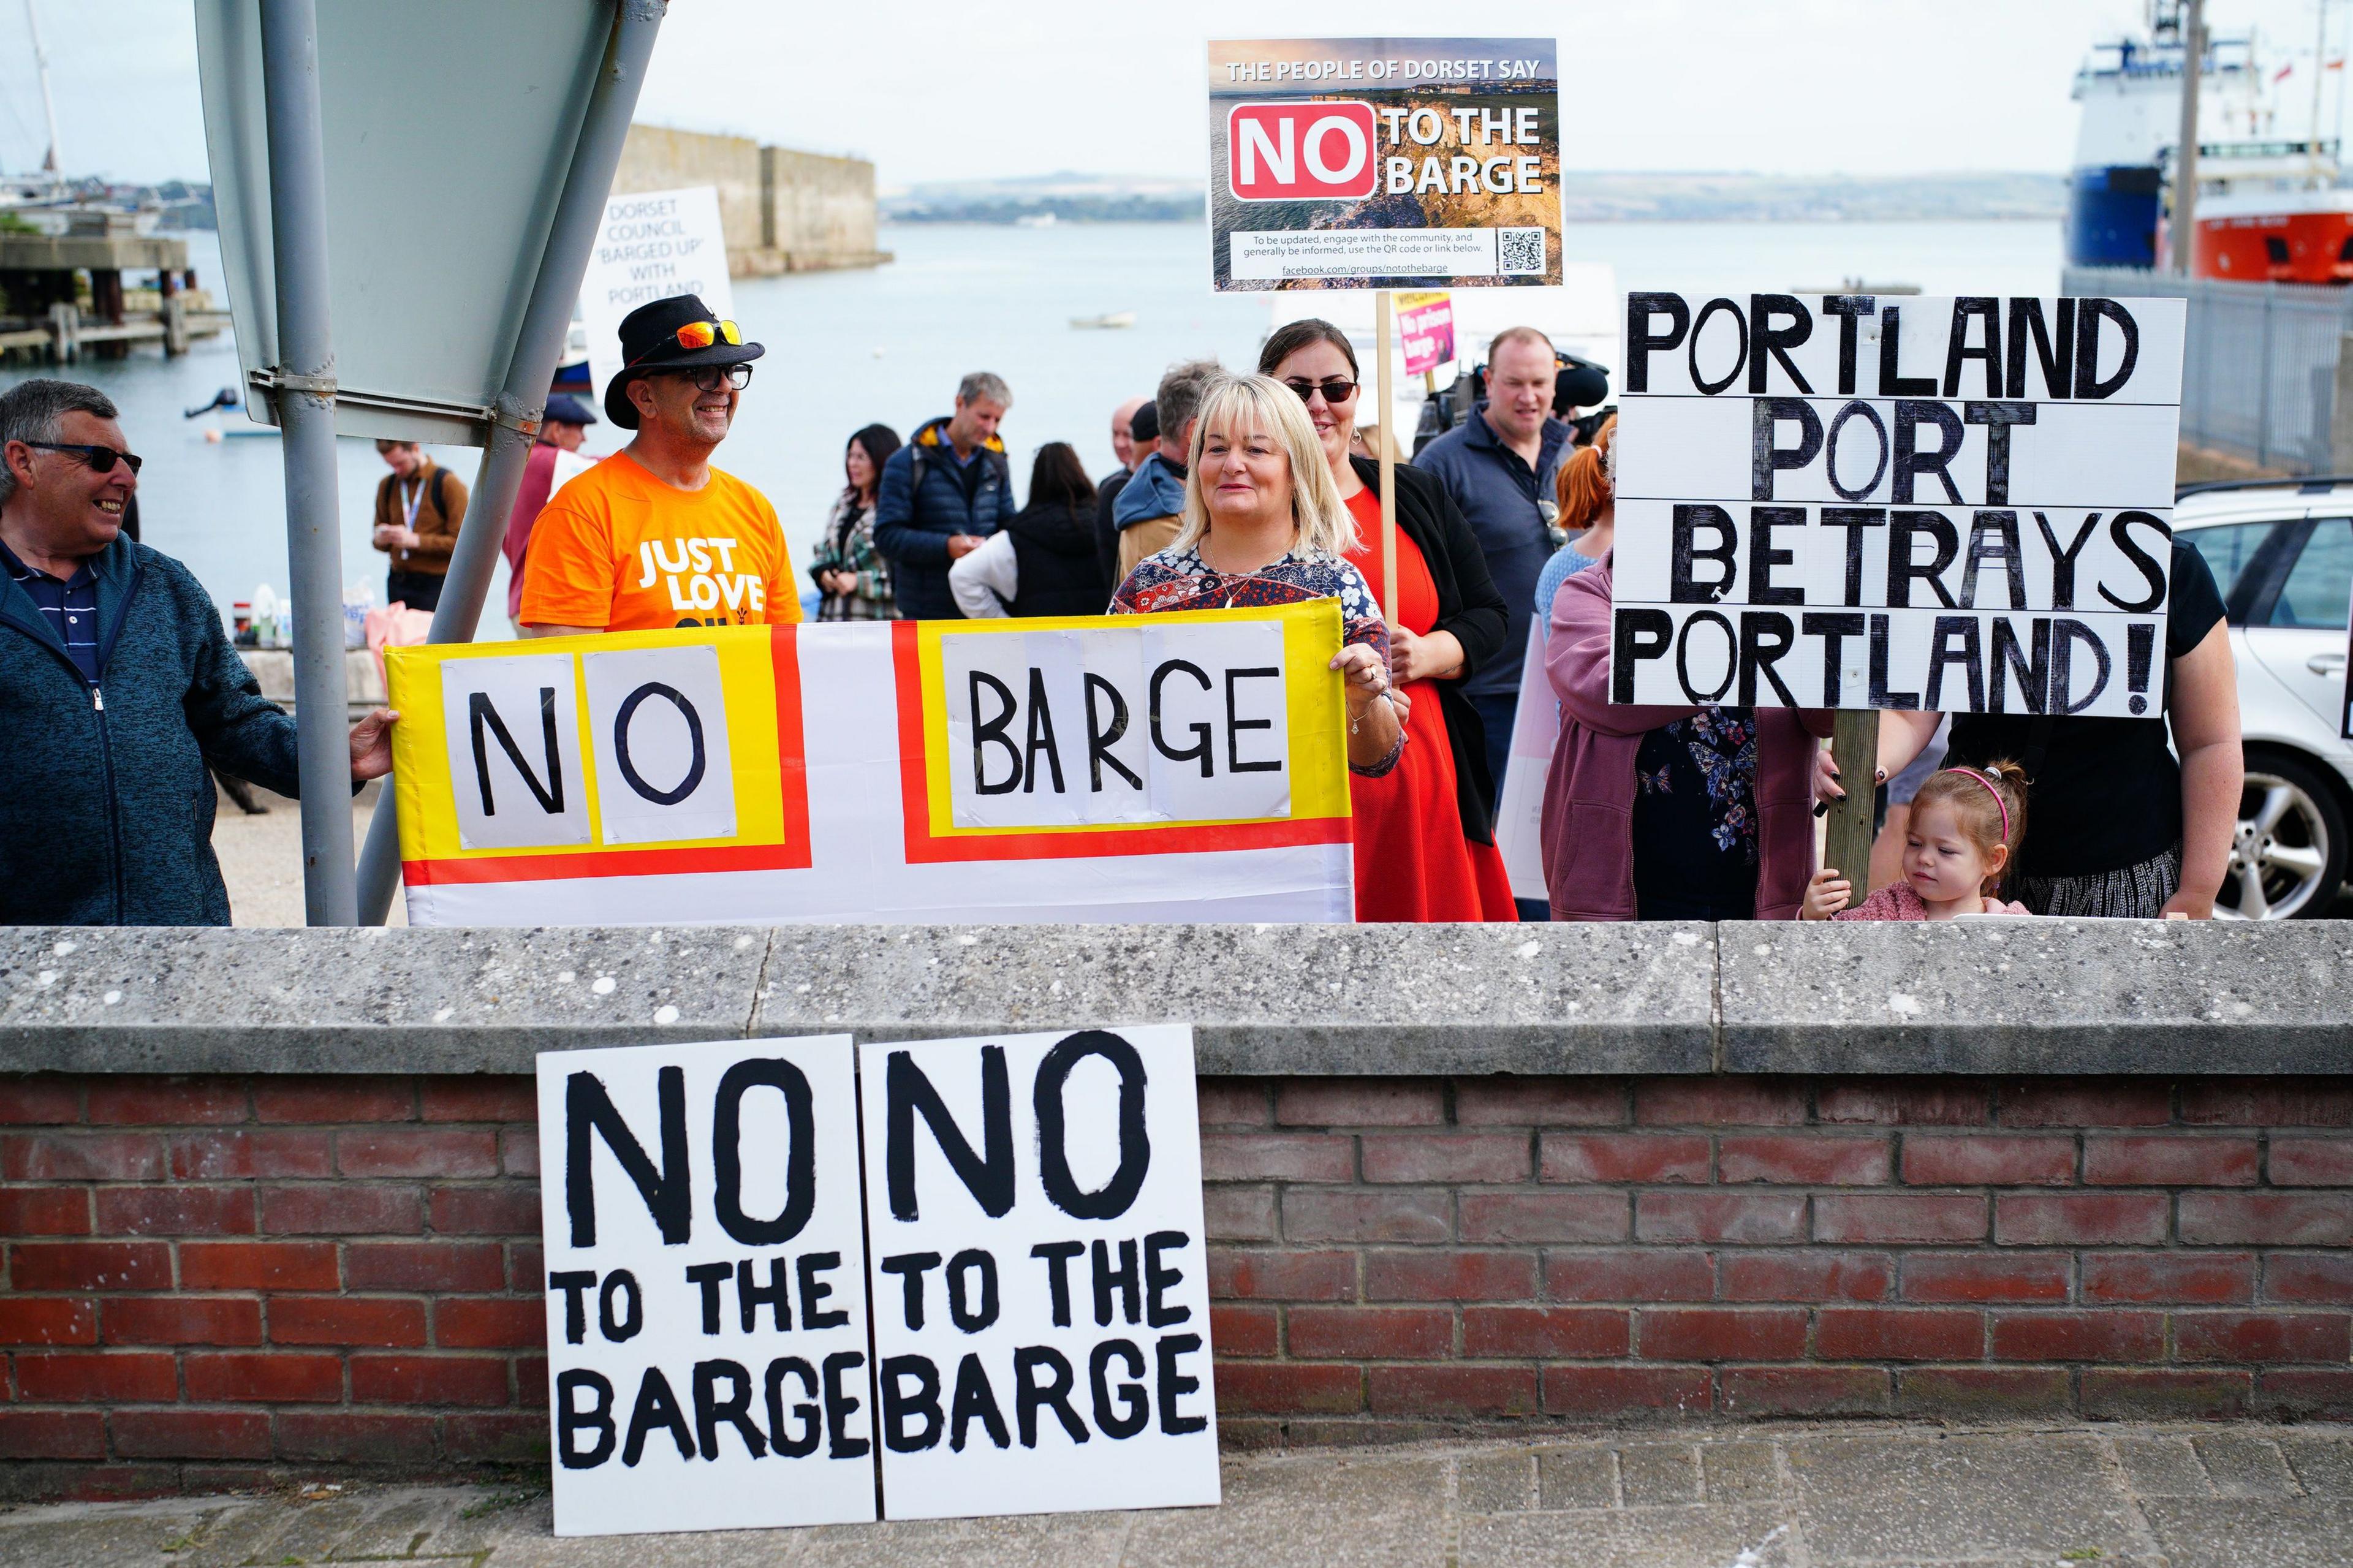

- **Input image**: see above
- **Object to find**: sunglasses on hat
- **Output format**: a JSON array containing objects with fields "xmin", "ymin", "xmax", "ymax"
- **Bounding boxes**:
[{"xmin": 627, "ymin": 319, "xmax": 743, "ymax": 367}]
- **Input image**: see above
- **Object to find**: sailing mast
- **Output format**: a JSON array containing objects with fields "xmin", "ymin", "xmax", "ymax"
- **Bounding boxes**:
[{"xmin": 23, "ymin": 0, "xmax": 61, "ymax": 176}]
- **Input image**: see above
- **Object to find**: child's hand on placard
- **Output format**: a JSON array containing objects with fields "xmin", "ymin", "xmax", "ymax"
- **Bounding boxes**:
[{"xmin": 1801, "ymin": 868, "xmax": 1851, "ymax": 921}]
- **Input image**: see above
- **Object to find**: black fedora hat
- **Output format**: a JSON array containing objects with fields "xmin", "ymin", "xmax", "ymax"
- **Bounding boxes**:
[{"xmin": 604, "ymin": 293, "xmax": 765, "ymax": 428}]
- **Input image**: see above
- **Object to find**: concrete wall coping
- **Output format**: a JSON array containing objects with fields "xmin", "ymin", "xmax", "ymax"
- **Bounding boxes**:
[{"xmin": 1, "ymin": 920, "xmax": 2347, "ymax": 1078}]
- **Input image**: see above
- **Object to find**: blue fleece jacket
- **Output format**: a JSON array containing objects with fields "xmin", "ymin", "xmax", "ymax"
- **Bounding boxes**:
[
  {"xmin": 873, "ymin": 416, "xmax": 1014, "ymax": 619},
  {"xmin": 0, "ymin": 534, "xmax": 308, "ymax": 925},
  {"xmin": 1111, "ymin": 452, "xmax": 1186, "ymax": 530}
]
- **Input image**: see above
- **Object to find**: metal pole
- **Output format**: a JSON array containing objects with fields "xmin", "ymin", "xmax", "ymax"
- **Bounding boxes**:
[
  {"xmin": 354, "ymin": 0, "xmax": 667, "ymax": 925},
  {"xmin": 2175, "ymin": 0, "xmax": 2205, "ymax": 276},
  {"xmin": 259, "ymin": 0, "xmax": 356, "ymax": 927}
]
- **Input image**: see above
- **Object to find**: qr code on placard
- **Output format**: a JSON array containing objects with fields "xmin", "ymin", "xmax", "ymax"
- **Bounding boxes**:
[{"xmin": 1498, "ymin": 227, "xmax": 1547, "ymax": 275}]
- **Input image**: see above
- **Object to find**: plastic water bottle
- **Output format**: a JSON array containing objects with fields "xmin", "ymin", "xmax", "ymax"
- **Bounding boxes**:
[{"xmin": 251, "ymin": 585, "xmax": 281, "ymax": 648}]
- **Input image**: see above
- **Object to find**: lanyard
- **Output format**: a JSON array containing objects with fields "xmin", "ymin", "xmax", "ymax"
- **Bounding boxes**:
[{"xmin": 401, "ymin": 472, "xmax": 425, "ymax": 531}]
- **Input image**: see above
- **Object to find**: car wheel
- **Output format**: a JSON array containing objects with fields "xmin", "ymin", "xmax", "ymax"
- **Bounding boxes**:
[{"xmin": 2216, "ymin": 751, "xmax": 2348, "ymax": 920}]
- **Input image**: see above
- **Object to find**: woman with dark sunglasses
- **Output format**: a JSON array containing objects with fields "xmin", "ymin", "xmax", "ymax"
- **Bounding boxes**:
[{"xmin": 1259, "ymin": 318, "xmax": 1515, "ymax": 923}]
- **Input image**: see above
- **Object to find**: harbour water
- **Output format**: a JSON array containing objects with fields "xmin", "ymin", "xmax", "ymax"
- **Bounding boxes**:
[{"xmin": 29, "ymin": 218, "xmax": 2063, "ymax": 620}]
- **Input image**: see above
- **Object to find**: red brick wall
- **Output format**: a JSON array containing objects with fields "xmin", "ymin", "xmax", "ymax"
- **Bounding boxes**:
[{"xmin": 4, "ymin": 1072, "xmax": 2351, "ymax": 1495}]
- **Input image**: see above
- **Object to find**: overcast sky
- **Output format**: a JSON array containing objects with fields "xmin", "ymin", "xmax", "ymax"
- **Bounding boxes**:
[{"xmin": 4, "ymin": 1, "xmax": 2346, "ymax": 187}]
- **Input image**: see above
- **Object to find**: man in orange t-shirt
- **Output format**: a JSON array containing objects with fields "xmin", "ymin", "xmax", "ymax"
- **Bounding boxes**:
[{"xmin": 520, "ymin": 294, "xmax": 801, "ymax": 634}]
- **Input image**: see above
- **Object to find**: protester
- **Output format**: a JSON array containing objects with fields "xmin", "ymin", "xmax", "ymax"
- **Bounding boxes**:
[
  {"xmin": 1112, "ymin": 360, "xmax": 1219, "ymax": 580},
  {"xmin": 519, "ymin": 294, "xmax": 799, "ymax": 635},
  {"xmin": 501, "ymin": 393, "xmax": 598, "ymax": 628},
  {"xmin": 950, "ymin": 442, "xmax": 1106, "ymax": 618},
  {"xmin": 1849, "ymin": 540, "xmax": 2241, "ymax": 917},
  {"xmin": 1106, "ymin": 395, "xmax": 1148, "ymax": 482},
  {"xmin": 1414, "ymin": 327, "xmax": 1574, "ymax": 798},
  {"xmin": 371, "ymin": 438, "xmax": 466, "ymax": 613},
  {"xmin": 1541, "ymin": 547, "xmax": 1832, "ymax": 922},
  {"xmin": 1531, "ymin": 413, "xmax": 1615, "ymax": 635},
  {"xmin": 810, "ymin": 423, "xmax": 903, "ymax": 621},
  {"xmin": 0, "ymin": 379, "xmax": 395, "ymax": 925},
  {"xmin": 1094, "ymin": 400, "xmax": 1155, "ymax": 588},
  {"xmin": 1111, "ymin": 374, "xmax": 1401, "ymax": 777},
  {"xmin": 874, "ymin": 371, "xmax": 1015, "ymax": 620},
  {"xmin": 1804, "ymin": 762, "xmax": 2033, "ymax": 921},
  {"xmin": 1261, "ymin": 318, "xmax": 1514, "ymax": 922}
]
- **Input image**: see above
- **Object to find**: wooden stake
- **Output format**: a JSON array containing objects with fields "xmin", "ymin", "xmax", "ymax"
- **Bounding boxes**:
[
  {"xmin": 1822, "ymin": 708, "xmax": 1881, "ymax": 895},
  {"xmin": 1374, "ymin": 288, "xmax": 1398, "ymax": 624}
]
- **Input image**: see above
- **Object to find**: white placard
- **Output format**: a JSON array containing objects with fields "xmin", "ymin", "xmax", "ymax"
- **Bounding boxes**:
[
  {"xmin": 941, "ymin": 622, "xmax": 1291, "ymax": 829},
  {"xmin": 441, "ymin": 653, "xmax": 590, "ymax": 850},
  {"xmin": 1609, "ymin": 293, "xmax": 2187, "ymax": 717},
  {"xmin": 582, "ymin": 645, "xmax": 738, "ymax": 846},
  {"xmin": 536, "ymin": 1036, "xmax": 876, "ymax": 1538},
  {"xmin": 581, "ymin": 186, "xmax": 735, "ymax": 412},
  {"xmin": 858, "ymin": 1027, "xmax": 1221, "ymax": 1521}
]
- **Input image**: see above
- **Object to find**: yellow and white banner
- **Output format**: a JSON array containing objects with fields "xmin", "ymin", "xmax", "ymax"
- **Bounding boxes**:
[{"xmin": 384, "ymin": 604, "xmax": 1355, "ymax": 925}]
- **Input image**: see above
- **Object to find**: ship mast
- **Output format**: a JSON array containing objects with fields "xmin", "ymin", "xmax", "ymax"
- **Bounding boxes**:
[
  {"xmin": 2175, "ymin": 0, "xmax": 2204, "ymax": 273},
  {"xmin": 23, "ymin": 0, "xmax": 61, "ymax": 176}
]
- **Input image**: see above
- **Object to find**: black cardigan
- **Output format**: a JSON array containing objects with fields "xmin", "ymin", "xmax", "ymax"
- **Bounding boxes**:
[{"xmin": 1348, "ymin": 455, "xmax": 1510, "ymax": 844}]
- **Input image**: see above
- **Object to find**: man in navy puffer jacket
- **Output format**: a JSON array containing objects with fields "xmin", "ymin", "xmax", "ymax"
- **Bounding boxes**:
[
  {"xmin": 873, "ymin": 371, "xmax": 1015, "ymax": 619},
  {"xmin": 0, "ymin": 380, "xmax": 395, "ymax": 925}
]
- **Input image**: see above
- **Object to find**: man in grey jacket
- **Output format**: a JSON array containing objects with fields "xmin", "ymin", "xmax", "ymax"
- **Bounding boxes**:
[{"xmin": 0, "ymin": 379, "xmax": 395, "ymax": 925}]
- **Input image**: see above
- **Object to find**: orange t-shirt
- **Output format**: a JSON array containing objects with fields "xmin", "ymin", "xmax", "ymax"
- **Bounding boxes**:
[{"xmin": 517, "ymin": 451, "xmax": 801, "ymax": 632}]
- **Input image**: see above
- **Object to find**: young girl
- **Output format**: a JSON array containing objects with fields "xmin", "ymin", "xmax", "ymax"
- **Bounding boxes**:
[{"xmin": 1802, "ymin": 760, "xmax": 2034, "ymax": 920}]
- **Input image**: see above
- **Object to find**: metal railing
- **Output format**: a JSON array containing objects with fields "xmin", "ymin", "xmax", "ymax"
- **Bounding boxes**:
[{"xmin": 2064, "ymin": 265, "xmax": 2353, "ymax": 474}]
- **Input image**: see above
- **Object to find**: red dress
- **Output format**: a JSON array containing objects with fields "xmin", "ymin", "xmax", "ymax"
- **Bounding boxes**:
[{"xmin": 1343, "ymin": 487, "xmax": 1517, "ymax": 922}]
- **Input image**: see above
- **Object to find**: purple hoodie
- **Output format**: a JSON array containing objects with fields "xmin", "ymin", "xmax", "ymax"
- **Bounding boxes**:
[{"xmin": 1539, "ymin": 556, "xmax": 1832, "ymax": 922}]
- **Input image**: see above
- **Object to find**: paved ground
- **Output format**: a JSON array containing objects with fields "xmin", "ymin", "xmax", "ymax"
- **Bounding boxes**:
[
  {"xmin": 6, "ymin": 1423, "xmax": 2353, "ymax": 1566},
  {"xmin": 214, "ymin": 783, "xmax": 404, "ymax": 928}
]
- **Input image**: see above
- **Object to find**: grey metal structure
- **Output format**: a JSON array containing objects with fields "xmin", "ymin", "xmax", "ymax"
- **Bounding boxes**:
[
  {"xmin": 257, "ymin": 0, "xmax": 355, "ymax": 926},
  {"xmin": 2067, "ymin": 264, "xmax": 2353, "ymax": 475},
  {"xmin": 353, "ymin": 4, "xmax": 667, "ymax": 925}
]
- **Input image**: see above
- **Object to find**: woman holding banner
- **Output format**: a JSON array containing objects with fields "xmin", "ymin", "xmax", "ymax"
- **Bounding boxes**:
[
  {"xmin": 1110, "ymin": 374, "xmax": 1403, "ymax": 780},
  {"xmin": 1541, "ymin": 550, "xmax": 1833, "ymax": 923},
  {"xmin": 1256, "ymin": 320, "xmax": 1515, "ymax": 922}
]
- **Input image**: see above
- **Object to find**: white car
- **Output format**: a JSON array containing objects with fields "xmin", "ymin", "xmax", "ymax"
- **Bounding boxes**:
[{"xmin": 2175, "ymin": 479, "xmax": 2353, "ymax": 918}]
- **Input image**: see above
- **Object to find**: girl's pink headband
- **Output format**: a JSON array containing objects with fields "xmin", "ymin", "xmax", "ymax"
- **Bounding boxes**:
[{"xmin": 1938, "ymin": 767, "xmax": 2010, "ymax": 843}]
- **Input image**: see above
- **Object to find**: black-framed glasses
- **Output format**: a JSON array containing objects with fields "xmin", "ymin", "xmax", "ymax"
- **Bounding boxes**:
[
  {"xmin": 657, "ymin": 364, "xmax": 753, "ymax": 393},
  {"xmin": 21, "ymin": 441, "xmax": 143, "ymax": 475},
  {"xmin": 1283, "ymin": 377, "xmax": 1357, "ymax": 406}
]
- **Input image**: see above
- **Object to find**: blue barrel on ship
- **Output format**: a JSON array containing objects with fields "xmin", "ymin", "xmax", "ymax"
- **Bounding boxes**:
[{"xmin": 2067, "ymin": 164, "xmax": 2163, "ymax": 267}]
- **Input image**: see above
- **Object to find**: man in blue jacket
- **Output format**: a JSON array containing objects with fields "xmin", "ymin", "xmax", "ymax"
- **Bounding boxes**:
[
  {"xmin": 0, "ymin": 379, "xmax": 396, "ymax": 925},
  {"xmin": 874, "ymin": 371, "xmax": 1014, "ymax": 619}
]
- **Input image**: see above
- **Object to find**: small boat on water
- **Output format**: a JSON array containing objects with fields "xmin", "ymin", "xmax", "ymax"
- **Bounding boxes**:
[{"xmin": 1070, "ymin": 311, "xmax": 1136, "ymax": 330}]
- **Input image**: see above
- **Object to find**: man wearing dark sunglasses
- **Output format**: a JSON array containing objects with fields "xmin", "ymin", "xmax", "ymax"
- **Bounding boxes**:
[
  {"xmin": 520, "ymin": 293, "xmax": 800, "ymax": 636},
  {"xmin": 0, "ymin": 378, "xmax": 396, "ymax": 925}
]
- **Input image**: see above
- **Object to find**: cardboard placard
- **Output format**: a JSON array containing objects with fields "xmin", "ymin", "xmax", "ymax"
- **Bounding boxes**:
[
  {"xmin": 537, "ymin": 1036, "xmax": 876, "ymax": 1537},
  {"xmin": 1608, "ymin": 293, "xmax": 2188, "ymax": 716},
  {"xmin": 580, "ymin": 185, "xmax": 735, "ymax": 415},
  {"xmin": 1207, "ymin": 40, "xmax": 1562, "ymax": 291},
  {"xmin": 860, "ymin": 1027, "xmax": 1220, "ymax": 1520},
  {"xmin": 384, "ymin": 607, "xmax": 1355, "ymax": 925},
  {"xmin": 1395, "ymin": 290, "xmax": 1456, "ymax": 373}
]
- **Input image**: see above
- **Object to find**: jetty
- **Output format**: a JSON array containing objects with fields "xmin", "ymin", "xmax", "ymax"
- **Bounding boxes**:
[{"xmin": 0, "ymin": 214, "xmax": 231, "ymax": 362}]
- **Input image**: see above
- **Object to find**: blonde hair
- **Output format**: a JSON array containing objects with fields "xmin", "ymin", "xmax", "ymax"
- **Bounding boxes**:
[
  {"xmin": 1912, "ymin": 757, "xmax": 2029, "ymax": 895},
  {"xmin": 1173, "ymin": 373, "xmax": 1362, "ymax": 558},
  {"xmin": 1555, "ymin": 414, "xmax": 1616, "ymax": 529}
]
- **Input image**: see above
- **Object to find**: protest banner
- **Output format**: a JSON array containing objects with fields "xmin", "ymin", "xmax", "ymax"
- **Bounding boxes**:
[
  {"xmin": 537, "ymin": 1035, "xmax": 875, "ymax": 1537},
  {"xmin": 1395, "ymin": 290, "xmax": 1456, "ymax": 375},
  {"xmin": 1206, "ymin": 40, "xmax": 1562, "ymax": 292},
  {"xmin": 1608, "ymin": 292, "xmax": 2187, "ymax": 718},
  {"xmin": 382, "ymin": 605, "xmax": 1355, "ymax": 925},
  {"xmin": 860, "ymin": 1027, "xmax": 1219, "ymax": 1519},
  {"xmin": 580, "ymin": 186, "xmax": 733, "ymax": 414}
]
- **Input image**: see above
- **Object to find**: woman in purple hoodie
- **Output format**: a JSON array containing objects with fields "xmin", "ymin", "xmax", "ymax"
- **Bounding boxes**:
[{"xmin": 1539, "ymin": 558, "xmax": 1832, "ymax": 922}]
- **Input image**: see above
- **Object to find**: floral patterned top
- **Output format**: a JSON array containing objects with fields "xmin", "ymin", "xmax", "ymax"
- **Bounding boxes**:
[
  {"xmin": 1630, "ymin": 705, "xmax": 1760, "ymax": 920},
  {"xmin": 1110, "ymin": 543, "xmax": 1400, "ymax": 776}
]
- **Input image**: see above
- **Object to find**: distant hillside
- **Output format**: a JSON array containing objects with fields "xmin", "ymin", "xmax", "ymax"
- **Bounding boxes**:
[{"xmin": 879, "ymin": 170, "xmax": 2066, "ymax": 225}]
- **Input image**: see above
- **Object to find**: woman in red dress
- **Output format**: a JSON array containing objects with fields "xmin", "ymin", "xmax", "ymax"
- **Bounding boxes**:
[{"xmin": 1260, "ymin": 319, "xmax": 1516, "ymax": 922}]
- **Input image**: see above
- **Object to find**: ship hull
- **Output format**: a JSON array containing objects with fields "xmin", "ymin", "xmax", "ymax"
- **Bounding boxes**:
[{"xmin": 2196, "ymin": 205, "xmax": 2353, "ymax": 284}]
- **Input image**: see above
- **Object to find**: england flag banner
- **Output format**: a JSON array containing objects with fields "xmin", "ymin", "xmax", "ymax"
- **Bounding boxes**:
[
  {"xmin": 383, "ymin": 605, "xmax": 1355, "ymax": 925},
  {"xmin": 1608, "ymin": 292, "xmax": 2187, "ymax": 716}
]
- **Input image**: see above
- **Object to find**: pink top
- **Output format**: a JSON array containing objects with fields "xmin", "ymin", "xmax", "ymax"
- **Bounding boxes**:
[
  {"xmin": 1539, "ymin": 557, "xmax": 1833, "ymax": 922},
  {"xmin": 1834, "ymin": 882, "xmax": 1934, "ymax": 921},
  {"xmin": 503, "ymin": 442, "xmax": 563, "ymax": 622}
]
